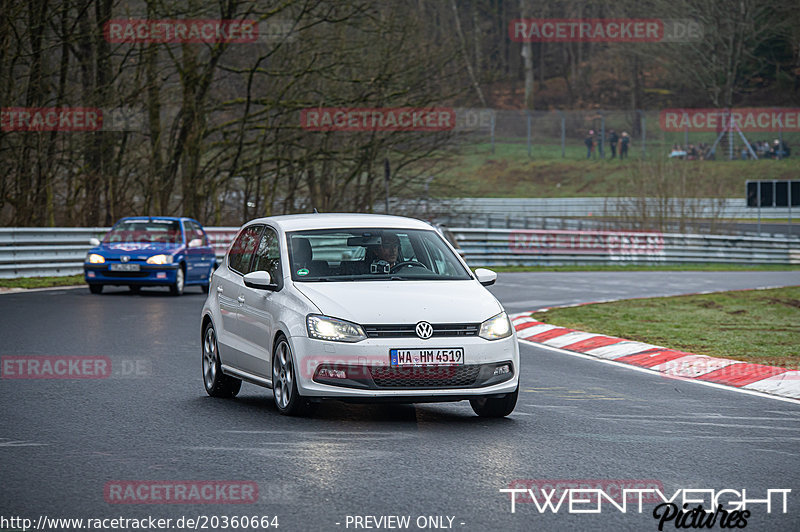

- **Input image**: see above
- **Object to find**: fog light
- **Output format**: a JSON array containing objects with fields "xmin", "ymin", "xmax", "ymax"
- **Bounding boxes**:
[
  {"xmin": 87, "ymin": 271, "xmax": 95, "ymax": 278},
  {"xmin": 318, "ymin": 368, "xmax": 346, "ymax": 379},
  {"xmin": 156, "ymin": 272, "xmax": 167, "ymax": 279},
  {"xmin": 493, "ymin": 364, "xmax": 511, "ymax": 376}
]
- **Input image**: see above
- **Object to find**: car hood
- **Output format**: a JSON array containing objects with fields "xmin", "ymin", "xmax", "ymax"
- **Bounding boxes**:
[
  {"xmin": 293, "ymin": 280, "xmax": 503, "ymax": 324},
  {"xmin": 93, "ymin": 242, "xmax": 183, "ymax": 259}
]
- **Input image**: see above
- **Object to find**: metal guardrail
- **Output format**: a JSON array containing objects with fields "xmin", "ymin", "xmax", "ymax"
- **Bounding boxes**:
[
  {"xmin": 424, "ymin": 197, "xmax": 797, "ymax": 219},
  {"xmin": 451, "ymin": 228, "xmax": 800, "ymax": 266},
  {"xmin": 0, "ymin": 227, "xmax": 238, "ymax": 279},
  {"xmin": 1, "ymin": 226, "xmax": 798, "ymax": 278}
]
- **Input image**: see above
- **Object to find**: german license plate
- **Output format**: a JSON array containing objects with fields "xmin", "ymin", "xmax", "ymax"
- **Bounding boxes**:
[
  {"xmin": 390, "ymin": 348, "xmax": 464, "ymax": 366},
  {"xmin": 110, "ymin": 263, "xmax": 140, "ymax": 272}
]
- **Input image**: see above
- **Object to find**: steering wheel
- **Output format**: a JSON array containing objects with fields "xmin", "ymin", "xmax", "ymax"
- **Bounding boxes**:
[{"xmin": 390, "ymin": 260, "xmax": 430, "ymax": 273}]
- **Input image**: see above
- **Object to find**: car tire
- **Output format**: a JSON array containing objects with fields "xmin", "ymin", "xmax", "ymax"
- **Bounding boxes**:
[
  {"xmin": 469, "ymin": 386, "xmax": 518, "ymax": 418},
  {"xmin": 202, "ymin": 322, "xmax": 242, "ymax": 398},
  {"xmin": 169, "ymin": 266, "xmax": 185, "ymax": 296},
  {"xmin": 89, "ymin": 284, "xmax": 103, "ymax": 294},
  {"xmin": 272, "ymin": 335, "xmax": 310, "ymax": 416}
]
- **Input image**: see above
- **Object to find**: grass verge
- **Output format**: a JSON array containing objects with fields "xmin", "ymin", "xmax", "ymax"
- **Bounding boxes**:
[
  {"xmin": 425, "ymin": 141, "xmax": 800, "ymax": 199},
  {"xmin": 530, "ymin": 286, "xmax": 800, "ymax": 367},
  {"xmin": 0, "ymin": 275, "xmax": 84, "ymax": 289}
]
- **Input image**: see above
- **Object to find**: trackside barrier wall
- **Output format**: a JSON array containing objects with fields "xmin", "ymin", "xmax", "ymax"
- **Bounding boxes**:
[
  {"xmin": 2, "ymin": 226, "xmax": 799, "ymax": 278},
  {"xmin": 450, "ymin": 228, "xmax": 800, "ymax": 266},
  {"xmin": 421, "ymin": 197, "xmax": 796, "ymax": 219},
  {"xmin": 0, "ymin": 227, "xmax": 238, "ymax": 279}
]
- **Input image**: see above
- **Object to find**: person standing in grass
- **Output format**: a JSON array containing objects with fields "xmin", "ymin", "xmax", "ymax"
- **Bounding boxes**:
[
  {"xmin": 620, "ymin": 132, "xmax": 630, "ymax": 159},
  {"xmin": 585, "ymin": 130, "xmax": 596, "ymax": 159},
  {"xmin": 608, "ymin": 129, "xmax": 619, "ymax": 159}
]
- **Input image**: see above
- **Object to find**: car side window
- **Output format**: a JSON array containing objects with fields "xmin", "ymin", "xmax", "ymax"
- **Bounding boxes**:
[
  {"xmin": 186, "ymin": 221, "xmax": 208, "ymax": 245},
  {"xmin": 228, "ymin": 225, "xmax": 263, "ymax": 275},
  {"xmin": 420, "ymin": 233, "xmax": 461, "ymax": 276},
  {"xmin": 252, "ymin": 227, "xmax": 282, "ymax": 284}
]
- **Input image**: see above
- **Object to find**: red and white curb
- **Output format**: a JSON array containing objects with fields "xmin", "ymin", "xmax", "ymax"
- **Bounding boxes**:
[{"xmin": 510, "ymin": 313, "xmax": 800, "ymax": 402}]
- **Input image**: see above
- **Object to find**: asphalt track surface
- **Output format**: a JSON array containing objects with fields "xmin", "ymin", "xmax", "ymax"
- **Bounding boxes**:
[{"xmin": 2, "ymin": 271, "xmax": 799, "ymax": 531}]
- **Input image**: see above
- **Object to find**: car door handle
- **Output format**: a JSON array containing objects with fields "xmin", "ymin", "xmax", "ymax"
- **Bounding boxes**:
[
  {"xmin": 217, "ymin": 286, "xmax": 224, "ymax": 293},
  {"xmin": 237, "ymin": 296, "xmax": 245, "ymax": 303}
]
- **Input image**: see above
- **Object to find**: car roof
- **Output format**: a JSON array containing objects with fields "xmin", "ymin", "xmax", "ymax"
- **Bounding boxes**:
[
  {"xmin": 249, "ymin": 213, "xmax": 435, "ymax": 232},
  {"xmin": 117, "ymin": 216, "xmax": 194, "ymax": 223}
]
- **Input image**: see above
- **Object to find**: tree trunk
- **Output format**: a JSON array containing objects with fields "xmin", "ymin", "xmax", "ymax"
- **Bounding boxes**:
[{"xmin": 519, "ymin": 0, "xmax": 534, "ymax": 110}]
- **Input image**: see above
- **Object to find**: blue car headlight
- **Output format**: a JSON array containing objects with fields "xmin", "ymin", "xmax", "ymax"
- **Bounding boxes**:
[{"xmin": 146, "ymin": 254, "xmax": 172, "ymax": 265}]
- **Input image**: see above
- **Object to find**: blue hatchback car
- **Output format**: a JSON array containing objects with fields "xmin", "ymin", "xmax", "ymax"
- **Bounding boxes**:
[{"xmin": 84, "ymin": 216, "xmax": 217, "ymax": 295}]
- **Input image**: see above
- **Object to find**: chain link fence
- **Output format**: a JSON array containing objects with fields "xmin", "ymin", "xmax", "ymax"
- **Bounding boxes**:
[{"xmin": 454, "ymin": 109, "xmax": 799, "ymax": 161}]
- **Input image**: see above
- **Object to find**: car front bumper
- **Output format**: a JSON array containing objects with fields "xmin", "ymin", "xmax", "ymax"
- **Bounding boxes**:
[
  {"xmin": 84, "ymin": 263, "xmax": 179, "ymax": 286},
  {"xmin": 288, "ymin": 333, "xmax": 520, "ymax": 398}
]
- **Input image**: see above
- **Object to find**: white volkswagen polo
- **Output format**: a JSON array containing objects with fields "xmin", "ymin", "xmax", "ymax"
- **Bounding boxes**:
[{"xmin": 201, "ymin": 214, "xmax": 519, "ymax": 417}]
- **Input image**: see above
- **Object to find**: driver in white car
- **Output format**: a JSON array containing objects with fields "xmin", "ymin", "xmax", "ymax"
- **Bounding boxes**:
[{"xmin": 364, "ymin": 232, "xmax": 401, "ymax": 274}]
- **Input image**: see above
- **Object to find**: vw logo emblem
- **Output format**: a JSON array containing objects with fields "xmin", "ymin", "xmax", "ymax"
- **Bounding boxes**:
[
  {"xmin": 120, "ymin": 255, "xmax": 130, "ymax": 263},
  {"xmin": 415, "ymin": 321, "xmax": 433, "ymax": 339}
]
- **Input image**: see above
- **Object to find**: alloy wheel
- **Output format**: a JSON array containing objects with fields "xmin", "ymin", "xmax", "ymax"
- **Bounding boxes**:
[{"xmin": 272, "ymin": 340, "xmax": 293, "ymax": 409}]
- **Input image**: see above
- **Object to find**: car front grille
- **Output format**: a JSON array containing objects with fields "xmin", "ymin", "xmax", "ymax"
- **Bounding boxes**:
[
  {"xmin": 363, "ymin": 323, "xmax": 479, "ymax": 338},
  {"xmin": 368, "ymin": 364, "xmax": 482, "ymax": 388},
  {"xmin": 102, "ymin": 271, "xmax": 151, "ymax": 278}
]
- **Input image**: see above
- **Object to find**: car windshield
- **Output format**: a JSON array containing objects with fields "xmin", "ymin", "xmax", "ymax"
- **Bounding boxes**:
[
  {"xmin": 103, "ymin": 220, "xmax": 183, "ymax": 244},
  {"xmin": 286, "ymin": 228, "xmax": 471, "ymax": 282}
]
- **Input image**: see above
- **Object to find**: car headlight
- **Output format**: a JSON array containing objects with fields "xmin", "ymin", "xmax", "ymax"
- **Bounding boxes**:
[
  {"xmin": 146, "ymin": 254, "xmax": 172, "ymax": 265},
  {"xmin": 307, "ymin": 315, "xmax": 367, "ymax": 343},
  {"xmin": 479, "ymin": 311, "xmax": 512, "ymax": 340},
  {"xmin": 87, "ymin": 254, "xmax": 105, "ymax": 264}
]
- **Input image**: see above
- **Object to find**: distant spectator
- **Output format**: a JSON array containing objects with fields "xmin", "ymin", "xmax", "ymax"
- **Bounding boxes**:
[
  {"xmin": 698, "ymin": 142, "xmax": 709, "ymax": 160},
  {"xmin": 608, "ymin": 129, "xmax": 619, "ymax": 159},
  {"xmin": 740, "ymin": 146, "xmax": 749, "ymax": 160},
  {"xmin": 687, "ymin": 144, "xmax": 698, "ymax": 160},
  {"xmin": 669, "ymin": 144, "xmax": 687, "ymax": 159},
  {"xmin": 584, "ymin": 130, "xmax": 596, "ymax": 159},
  {"xmin": 620, "ymin": 132, "xmax": 630, "ymax": 159},
  {"xmin": 770, "ymin": 139, "xmax": 791, "ymax": 159}
]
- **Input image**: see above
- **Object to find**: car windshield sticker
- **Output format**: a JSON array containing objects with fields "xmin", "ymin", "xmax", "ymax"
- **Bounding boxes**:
[{"xmin": 297, "ymin": 268, "xmax": 309, "ymax": 276}]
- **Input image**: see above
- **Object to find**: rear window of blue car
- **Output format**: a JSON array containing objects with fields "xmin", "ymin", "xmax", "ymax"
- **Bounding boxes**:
[{"xmin": 103, "ymin": 220, "xmax": 183, "ymax": 244}]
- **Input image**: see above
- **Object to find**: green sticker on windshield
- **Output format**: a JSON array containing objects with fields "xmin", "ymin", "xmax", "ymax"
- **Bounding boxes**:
[{"xmin": 297, "ymin": 268, "xmax": 309, "ymax": 276}]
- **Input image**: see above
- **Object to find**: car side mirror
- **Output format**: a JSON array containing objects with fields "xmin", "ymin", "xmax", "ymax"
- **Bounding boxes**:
[
  {"xmin": 89, "ymin": 237, "xmax": 100, "ymax": 246},
  {"xmin": 243, "ymin": 270, "xmax": 276, "ymax": 291},
  {"xmin": 474, "ymin": 268, "xmax": 497, "ymax": 287},
  {"xmin": 188, "ymin": 238, "xmax": 203, "ymax": 248}
]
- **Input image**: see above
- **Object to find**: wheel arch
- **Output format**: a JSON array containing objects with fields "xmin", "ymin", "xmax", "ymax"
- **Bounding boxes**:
[{"xmin": 201, "ymin": 313, "xmax": 213, "ymax": 342}]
